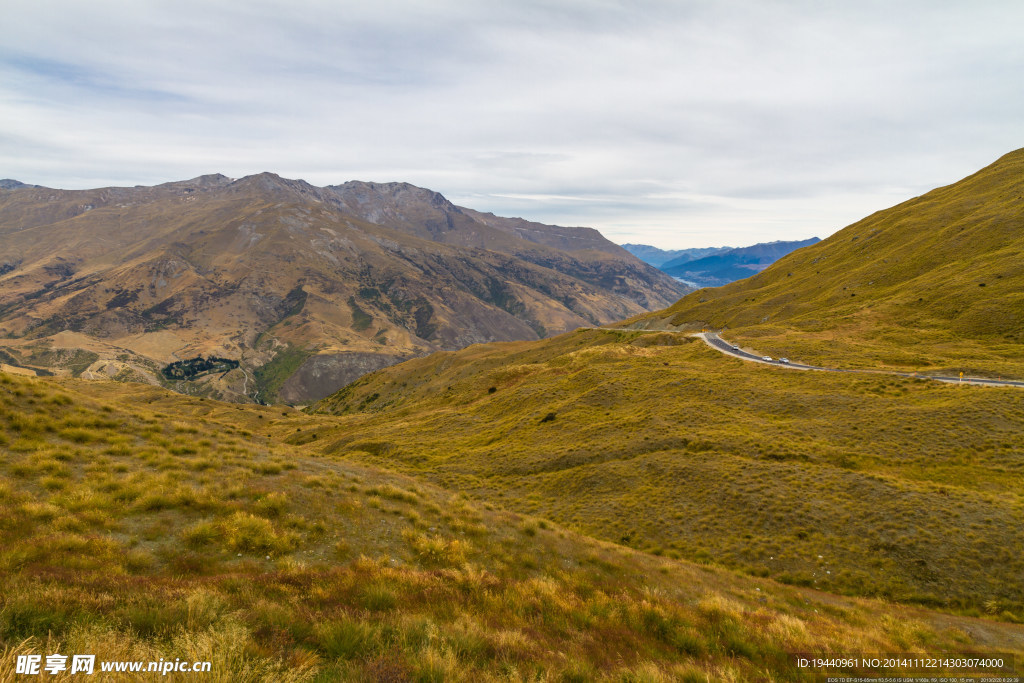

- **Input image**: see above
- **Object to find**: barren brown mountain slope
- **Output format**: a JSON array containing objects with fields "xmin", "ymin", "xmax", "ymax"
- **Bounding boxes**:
[{"xmin": 0, "ymin": 174, "xmax": 684, "ymax": 402}]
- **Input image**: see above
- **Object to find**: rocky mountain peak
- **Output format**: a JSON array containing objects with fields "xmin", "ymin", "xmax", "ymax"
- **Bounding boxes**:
[
  {"xmin": 227, "ymin": 172, "xmax": 321, "ymax": 199},
  {"xmin": 328, "ymin": 180, "xmax": 459, "ymax": 213}
]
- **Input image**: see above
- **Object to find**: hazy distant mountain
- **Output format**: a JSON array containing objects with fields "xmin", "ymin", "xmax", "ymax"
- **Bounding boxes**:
[
  {"xmin": 0, "ymin": 173, "xmax": 685, "ymax": 402},
  {"xmin": 0, "ymin": 179, "xmax": 41, "ymax": 190},
  {"xmin": 621, "ymin": 243, "xmax": 729, "ymax": 268},
  {"xmin": 623, "ymin": 239, "xmax": 822, "ymax": 288},
  {"xmin": 661, "ymin": 238, "xmax": 821, "ymax": 287}
]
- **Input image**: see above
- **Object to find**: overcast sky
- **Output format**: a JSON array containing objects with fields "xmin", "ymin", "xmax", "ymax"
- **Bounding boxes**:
[{"xmin": 3, "ymin": 1, "xmax": 1022, "ymax": 248}]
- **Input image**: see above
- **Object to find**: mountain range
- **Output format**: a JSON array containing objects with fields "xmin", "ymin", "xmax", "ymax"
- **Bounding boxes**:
[
  {"xmin": 660, "ymin": 237, "xmax": 821, "ymax": 285},
  {"xmin": 624, "ymin": 238, "xmax": 822, "ymax": 287},
  {"xmin": 0, "ymin": 174, "xmax": 685, "ymax": 402},
  {"xmin": 620, "ymin": 243, "xmax": 729, "ymax": 268},
  {"xmin": 3, "ymin": 150, "xmax": 1024, "ymax": 679}
]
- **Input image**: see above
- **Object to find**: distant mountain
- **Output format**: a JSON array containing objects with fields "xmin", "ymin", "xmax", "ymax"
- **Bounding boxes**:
[
  {"xmin": 622, "ymin": 239, "xmax": 822, "ymax": 288},
  {"xmin": 0, "ymin": 179, "xmax": 41, "ymax": 190},
  {"xmin": 0, "ymin": 174, "xmax": 685, "ymax": 402},
  {"xmin": 621, "ymin": 243, "xmax": 729, "ymax": 268},
  {"xmin": 661, "ymin": 237, "xmax": 821, "ymax": 287}
]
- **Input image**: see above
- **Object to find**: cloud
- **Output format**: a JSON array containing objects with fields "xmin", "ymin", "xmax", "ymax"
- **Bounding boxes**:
[{"xmin": 2, "ymin": 0, "xmax": 1022, "ymax": 247}]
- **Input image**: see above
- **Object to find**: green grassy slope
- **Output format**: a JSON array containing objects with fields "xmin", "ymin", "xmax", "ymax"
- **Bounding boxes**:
[
  {"xmin": 3, "ymin": 370, "xmax": 1024, "ymax": 680},
  {"xmin": 628, "ymin": 148, "xmax": 1024, "ymax": 377},
  {"xmin": 311, "ymin": 328, "xmax": 1024, "ymax": 617}
]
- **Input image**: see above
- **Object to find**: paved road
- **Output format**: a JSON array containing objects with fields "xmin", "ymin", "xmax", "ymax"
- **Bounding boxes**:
[
  {"xmin": 698, "ymin": 331, "xmax": 1024, "ymax": 388},
  {"xmin": 577, "ymin": 326, "xmax": 1023, "ymax": 387},
  {"xmin": 701, "ymin": 332, "xmax": 822, "ymax": 370}
]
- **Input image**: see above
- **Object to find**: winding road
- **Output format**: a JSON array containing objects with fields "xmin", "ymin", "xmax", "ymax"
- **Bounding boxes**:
[{"xmin": 697, "ymin": 331, "xmax": 1024, "ymax": 388}]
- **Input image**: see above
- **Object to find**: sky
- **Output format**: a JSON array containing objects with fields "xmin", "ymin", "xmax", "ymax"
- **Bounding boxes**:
[{"xmin": 2, "ymin": 0, "xmax": 1022, "ymax": 249}]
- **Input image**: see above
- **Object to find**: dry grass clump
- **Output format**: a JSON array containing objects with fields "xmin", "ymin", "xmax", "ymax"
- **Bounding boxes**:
[
  {"xmin": 403, "ymin": 529, "xmax": 469, "ymax": 568},
  {"xmin": 182, "ymin": 512, "xmax": 298, "ymax": 555}
]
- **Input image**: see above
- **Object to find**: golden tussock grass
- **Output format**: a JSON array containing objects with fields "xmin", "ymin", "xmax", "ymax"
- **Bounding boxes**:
[
  {"xmin": 308, "ymin": 329, "xmax": 1024, "ymax": 617},
  {"xmin": 2, "ymin": 369, "xmax": 1023, "ymax": 680}
]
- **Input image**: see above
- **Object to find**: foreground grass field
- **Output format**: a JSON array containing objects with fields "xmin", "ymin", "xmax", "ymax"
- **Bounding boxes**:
[
  {"xmin": 2, "ymin": 370, "xmax": 1023, "ymax": 680},
  {"xmin": 310, "ymin": 328, "xmax": 1024, "ymax": 618}
]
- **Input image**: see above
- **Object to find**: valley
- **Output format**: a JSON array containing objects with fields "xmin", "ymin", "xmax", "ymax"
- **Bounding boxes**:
[
  {"xmin": 6, "ymin": 0, "xmax": 1023, "ymax": 679},
  {"xmin": 2, "ymin": 150, "xmax": 1023, "ymax": 681},
  {"xmin": 308, "ymin": 327, "xmax": 1024, "ymax": 617}
]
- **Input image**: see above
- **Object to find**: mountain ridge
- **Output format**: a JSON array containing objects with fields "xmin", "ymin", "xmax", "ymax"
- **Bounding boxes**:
[
  {"xmin": 0, "ymin": 173, "xmax": 686, "ymax": 402},
  {"xmin": 622, "ymin": 243, "xmax": 731, "ymax": 268},
  {"xmin": 661, "ymin": 237, "xmax": 822, "ymax": 287}
]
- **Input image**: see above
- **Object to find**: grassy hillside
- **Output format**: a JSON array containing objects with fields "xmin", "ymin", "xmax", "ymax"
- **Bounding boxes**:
[
  {"xmin": 310, "ymin": 328, "xmax": 1024, "ymax": 618},
  {"xmin": 628, "ymin": 148, "xmax": 1024, "ymax": 377},
  {"xmin": 3, "ymin": 370, "xmax": 1023, "ymax": 680}
]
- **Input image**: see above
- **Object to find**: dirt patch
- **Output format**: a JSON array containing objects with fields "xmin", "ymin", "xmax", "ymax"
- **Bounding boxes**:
[{"xmin": 0, "ymin": 363, "xmax": 36, "ymax": 376}]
